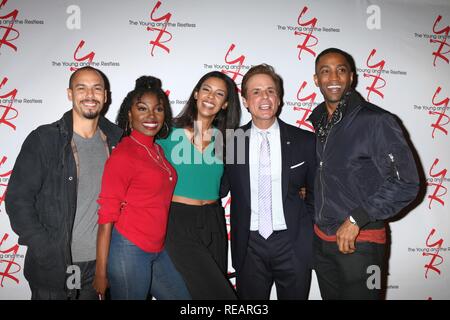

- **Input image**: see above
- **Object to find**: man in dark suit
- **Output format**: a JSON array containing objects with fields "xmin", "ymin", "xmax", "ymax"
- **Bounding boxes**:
[{"xmin": 221, "ymin": 64, "xmax": 316, "ymax": 299}]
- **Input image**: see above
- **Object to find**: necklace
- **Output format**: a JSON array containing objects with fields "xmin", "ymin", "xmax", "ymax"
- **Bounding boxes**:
[
  {"xmin": 130, "ymin": 135, "xmax": 173, "ymax": 181},
  {"xmin": 190, "ymin": 127, "xmax": 213, "ymax": 152}
]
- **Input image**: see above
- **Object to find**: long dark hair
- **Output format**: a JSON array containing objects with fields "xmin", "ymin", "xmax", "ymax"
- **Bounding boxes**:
[
  {"xmin": 116, "ymin": 76, "xmax": 172, "ymax": 138},
  {"xmin": 173, "ymin": 71, "xmax": 241, "ymax": 134}
]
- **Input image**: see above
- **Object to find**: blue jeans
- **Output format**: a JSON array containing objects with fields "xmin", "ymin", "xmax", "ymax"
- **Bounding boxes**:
[{"xmin": 108, "ymin": 228, "xmax": 191, "ymax": 300}]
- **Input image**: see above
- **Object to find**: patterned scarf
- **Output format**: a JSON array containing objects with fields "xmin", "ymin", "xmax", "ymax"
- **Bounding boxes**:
[{"xmin": 316, "ymin": 91, "xmax": 352, "ymax": 143}]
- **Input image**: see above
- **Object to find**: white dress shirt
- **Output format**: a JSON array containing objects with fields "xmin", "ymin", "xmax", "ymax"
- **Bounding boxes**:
[{"xmin": 249, "ymin": 119, "xmax": 287, "ymax": 231}]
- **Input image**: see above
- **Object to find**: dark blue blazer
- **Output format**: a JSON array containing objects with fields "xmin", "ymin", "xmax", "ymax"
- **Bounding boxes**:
[{"xmin": 221, "ymin": 119, "xmax": 316, "ymax": 272}]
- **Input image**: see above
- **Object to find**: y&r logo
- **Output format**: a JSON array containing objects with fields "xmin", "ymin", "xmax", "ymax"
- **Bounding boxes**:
[
  {"xmin": 70, "ymin": 40, "xmax": 95, "ymax": 71},
  {"xmin": 430, "ymin": 15, "xmax": 450, "ymax": 67},
  {"xmin": 295, "ymin": 6, "xmax": 318, "ymax": 61},
  {"xmin": 0, "ymin": 233, "xmax": 21, "ymax": 287},
  {"xmin": 427, "ymin": 158, "xmax": 447, "ymax": 209},
  {"xmin": 222, "ymin": 44, "xmax": 246, "ymax": 92},
  {"xmin": 0, "ymin": 76, "xmax": 18, "ymax": 131},
  {"xmin": 147, "ymin": 0, "xmax": 173, "ymax": 56},
  {"xmin": 423, "ymin": 228, "xmax": 444, "ymax": 279},
  {"xmin": 363, "ymin": 49, "xmax": 386, "ymax": 102},
  {"xmin": 294, "ymin": 81, "xmax": 317, "ymax": 131},
  {"xmin": 0, "ymin": 155, "xmax": 12, "ymax": 210},
  {"xmin": 0, "ymin": 0, "xmax": 19, "ymax": 53},
  {"xmin": 430, "ymin": 86, "xmax": 449, "ymax": 138}
]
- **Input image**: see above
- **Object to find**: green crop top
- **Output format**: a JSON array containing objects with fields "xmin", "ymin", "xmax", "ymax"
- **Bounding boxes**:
[{"xmin": 157, "ymin": 127, "xmax": 224, "ymax": 200}]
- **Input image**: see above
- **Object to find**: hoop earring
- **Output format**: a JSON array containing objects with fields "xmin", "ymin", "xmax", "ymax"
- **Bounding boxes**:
[
  {"xmin": 126, "ymin": 120, "xmax": 133, "ymax": 135},
  {"xmin": 162, "ymin": 121, "xmax": 169, "ymax": 136}
]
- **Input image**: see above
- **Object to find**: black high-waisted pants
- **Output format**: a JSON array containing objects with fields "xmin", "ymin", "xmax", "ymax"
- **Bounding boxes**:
[{"xmin": 165, "ymin": 201, "xmax": 237, "ymax": 300}]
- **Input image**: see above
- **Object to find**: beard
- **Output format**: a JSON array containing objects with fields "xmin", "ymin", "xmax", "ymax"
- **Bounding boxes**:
[
  {"xmin": 320, "ymin": 87, "xmax": 350, "ymax": 105},
  {"xmin": 324, "ymin": 95, "xmax": 343, "ymax": 104},
  {"xmin": 82, "ymin": 110, "xmax": 101, "ymax": 119},
  {"xmin": 78, "ymin": 99, "xmax": 102, "ymax": 119}
]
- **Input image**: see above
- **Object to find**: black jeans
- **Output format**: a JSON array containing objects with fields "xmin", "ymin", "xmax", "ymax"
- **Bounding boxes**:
[
  {"xmin": 31, "ymin": 260, "xmax": 98, "ymax": 300},
  {"xmin": 314, "ymin": 235, "xmax": 385, "ymax": 300}
]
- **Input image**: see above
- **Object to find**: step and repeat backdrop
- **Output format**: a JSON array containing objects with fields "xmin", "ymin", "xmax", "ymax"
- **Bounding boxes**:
[{"xmin": 0, "ymin": 0, "xmax": 449, "ymax": 299}]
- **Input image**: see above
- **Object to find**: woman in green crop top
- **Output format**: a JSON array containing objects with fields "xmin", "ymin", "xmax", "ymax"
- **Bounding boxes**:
[{"xmin": 158, "ymin": 71, "xmax": 241, "ymax": 299}]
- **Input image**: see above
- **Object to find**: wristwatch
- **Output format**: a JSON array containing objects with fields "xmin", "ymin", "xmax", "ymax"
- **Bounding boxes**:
[{"xmin": 349, "ymin": 215, "xmax": 357, "ymax": 226}]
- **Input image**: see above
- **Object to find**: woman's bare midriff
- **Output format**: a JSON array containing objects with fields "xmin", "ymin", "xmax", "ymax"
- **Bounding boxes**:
[{"xmin": 172, "ymin": 195, "xmax": 217, "ymax": 206}]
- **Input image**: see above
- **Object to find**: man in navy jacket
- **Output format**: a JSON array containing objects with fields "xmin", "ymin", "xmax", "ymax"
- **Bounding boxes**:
[
  {"xmin": 309, "ymin": 48, "xmax": 420, "ymax": 300},
  {"xmin": 221, "ymin": 64, "xmax": 316, "ymax": 299}
]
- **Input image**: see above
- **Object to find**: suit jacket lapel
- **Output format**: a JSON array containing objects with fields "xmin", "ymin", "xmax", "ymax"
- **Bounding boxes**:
[
  {"xmin": 238, "ymin": 122, "xmax": 252, "ymax": 205},
  {"xmin": 279, "ymin": 119, "xmax": 291, "ymax": 202}
]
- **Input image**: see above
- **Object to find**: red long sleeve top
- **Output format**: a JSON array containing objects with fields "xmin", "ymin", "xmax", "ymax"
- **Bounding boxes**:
[{"xmin": 97, "ymin": 129, "xmax": 177, "ymax": 253}]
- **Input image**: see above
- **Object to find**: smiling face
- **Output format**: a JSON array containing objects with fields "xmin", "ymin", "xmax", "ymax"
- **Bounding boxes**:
[
  {"xmin": 314, "ymin": 52, "xmax": 354, "ymax": 112},
  {"xmin": 243, "ymin": 73, "xmax": 280, "ymax": 129},
  {"xmin": 67, "ymin": 68, "xmax": 106, "ymax": 120},
  {"xmin": 194, "ymin": 76, "xmax": 228, "ymax": 122},
  {"xmin": 128, "ymin": 92, "xmax": 165, "ymax": 137}
]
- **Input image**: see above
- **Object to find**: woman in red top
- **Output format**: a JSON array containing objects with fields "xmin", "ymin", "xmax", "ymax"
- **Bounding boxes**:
[{"xmin": 93, "ymin": 76, "xmax": 190, "ymax": 300}]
